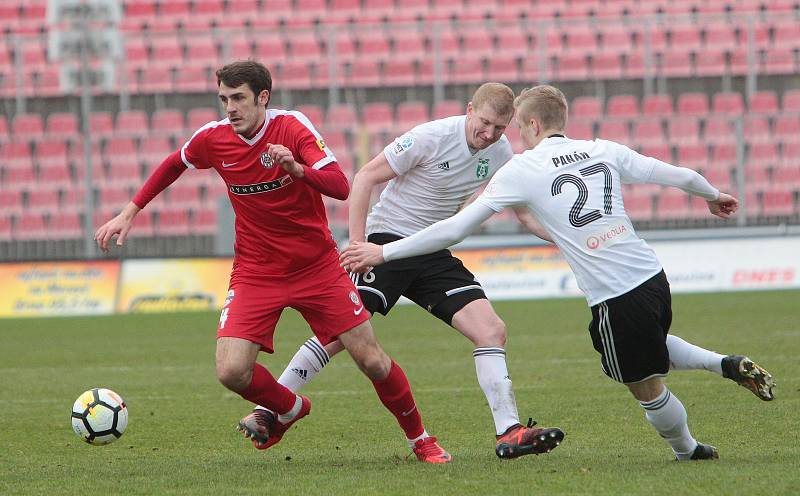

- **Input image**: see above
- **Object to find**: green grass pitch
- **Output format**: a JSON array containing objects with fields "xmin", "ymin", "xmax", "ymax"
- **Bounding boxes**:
[{"xmin": 1, "ymin": 290, "xmax": 798, "ymax": 495}]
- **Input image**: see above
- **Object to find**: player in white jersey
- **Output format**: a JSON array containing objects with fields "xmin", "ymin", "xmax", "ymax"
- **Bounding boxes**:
[
  {"xmin": 266, "ymin": 83, "xmax": 565, "ymax": 459},
  {"xmin": 341, "ymin": 85, "xmax": 776, "ymax": 461}
]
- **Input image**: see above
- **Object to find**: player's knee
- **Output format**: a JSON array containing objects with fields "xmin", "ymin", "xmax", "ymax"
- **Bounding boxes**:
[
  {"xmin": 354, "ymin": 350, "xmax": 391, "ymax": 380},
  {"xmin": 471, "ymin": 316, "xmax": 507, "ymax": 347},
  {"xmin": 216, "ymin": 362, "xmax": 252, "ymax": 392}
]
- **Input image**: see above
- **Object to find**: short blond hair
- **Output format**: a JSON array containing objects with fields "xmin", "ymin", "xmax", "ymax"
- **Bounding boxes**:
[
  {"xmin": 514, "ymin": 85, "xmax": 568, "ymax": 131},
  {"xmin": 471, "ymin": 82, "xmax": 515, "ymax": 118}
]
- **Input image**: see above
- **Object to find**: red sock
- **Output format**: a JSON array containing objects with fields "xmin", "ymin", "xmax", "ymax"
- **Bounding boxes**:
[
  {"xmin": 240, "ymin": 363, "xmax": 296, "ymax": 415},
  {"xmin": 371, "ymin": 360, "xmax": 425, "ymax": 440}
]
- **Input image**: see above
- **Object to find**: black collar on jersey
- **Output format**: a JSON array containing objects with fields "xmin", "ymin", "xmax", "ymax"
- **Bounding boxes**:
[{"xmin": 546, "ymin": 134, "xmax": 566, "ymax": 138}]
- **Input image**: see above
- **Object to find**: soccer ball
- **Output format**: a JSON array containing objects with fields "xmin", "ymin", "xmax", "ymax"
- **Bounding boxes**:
[{"xmin": 71, "ymin": 388, "xmax": 128, "ymax": 445}]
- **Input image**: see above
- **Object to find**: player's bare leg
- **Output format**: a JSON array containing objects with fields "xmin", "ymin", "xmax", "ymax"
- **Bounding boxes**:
[
  {"xmin": 216, "ymin": 337, "xmax": 309, "ymax": 449},
  {"xmin": 338, "ymin": 320, "xmax": 452, "ymax": 463},
  {"xmin": 629, "ymin": 377, "xmax": 717, "ymax": 461},
  {"xmin": 452, "ymin": 299, "xmax": 564, "ymax": 458}
]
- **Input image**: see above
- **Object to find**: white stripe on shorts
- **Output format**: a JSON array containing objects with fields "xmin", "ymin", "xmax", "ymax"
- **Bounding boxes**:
[{"xmin": 599, "ymin": 302, "xmax": 624, "ymax": 382}]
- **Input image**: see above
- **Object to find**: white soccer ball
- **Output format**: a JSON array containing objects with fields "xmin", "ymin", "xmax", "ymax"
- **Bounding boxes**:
[{"xmin": 71, "ymin": 388, "xmax": 128, "ymax": 445}]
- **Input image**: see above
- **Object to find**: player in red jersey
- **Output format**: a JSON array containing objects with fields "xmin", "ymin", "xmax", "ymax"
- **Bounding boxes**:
[{"xmin": 94, "ymin": 61, "xmax": 451, "ymax": 463}]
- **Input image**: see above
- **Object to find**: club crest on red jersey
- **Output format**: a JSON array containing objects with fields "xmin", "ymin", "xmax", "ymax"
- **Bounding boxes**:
[{"xmin": 261, "ymin": 152, "xmax": 274, "ymax": 168}]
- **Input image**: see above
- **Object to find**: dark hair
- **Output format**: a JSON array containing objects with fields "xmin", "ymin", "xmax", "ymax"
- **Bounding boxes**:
[{"xmin": 216, "ymin": 60, "xmax": 272, "ymax": 100}]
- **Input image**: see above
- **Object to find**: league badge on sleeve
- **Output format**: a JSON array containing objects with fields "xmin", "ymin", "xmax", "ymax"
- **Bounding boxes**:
[
  {"xmin": 261, "ymin": 152, "xmax": 274, "ymax": 168},
  {"xmin": 392, "ymin": 135, "xmax": 415, "ymax": 155}
]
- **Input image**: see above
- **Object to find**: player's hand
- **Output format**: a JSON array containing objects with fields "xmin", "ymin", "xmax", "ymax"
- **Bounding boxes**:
[
  {"xmin": 267, "ymin": 143, "xmax": 304, "ymax": 177},
  {"xmin": 340, "ymin": 241, "xmax": 385, "ymax": 273},
  {"xmin": 94, "ymin": 202, "xmax": 140, "ymax": 252},
  {"xmin": 707, "ymin": 192, "xmax": 738, "ymax": 219},
  {"xmin": 94, "ymin": 213, "xmax": 132, "ymax": 252}
]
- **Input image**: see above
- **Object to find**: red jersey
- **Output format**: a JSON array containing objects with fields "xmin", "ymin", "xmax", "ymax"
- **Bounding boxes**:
[{"xmin": 181, "ymin": 109, "xmax": 340, "ymax": 274}]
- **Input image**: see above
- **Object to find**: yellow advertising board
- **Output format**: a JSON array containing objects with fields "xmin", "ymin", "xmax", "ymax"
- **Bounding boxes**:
[
  {"xmin": 454, "ymin": 245, "xmax": 568, "ymax": 272},
  {"xmin": 0, "ymin": 261, "xmax": 120, "ymax": 317},
  {"xmin": 116, "ymin": 258, "xmax": 233, "ymax": 313}
]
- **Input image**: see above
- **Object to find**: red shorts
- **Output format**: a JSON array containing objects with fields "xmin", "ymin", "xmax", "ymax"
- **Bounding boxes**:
[{"xmin": 216, "ymin": 250, "xmax": 371, "ymax": 353}]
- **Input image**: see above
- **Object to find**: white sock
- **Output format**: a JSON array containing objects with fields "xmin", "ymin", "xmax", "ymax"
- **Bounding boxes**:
[
  {"xmin": 666, "ymin": 335, "xmax": 725, "ymax": 375},
  {"xmin": 473, "ymin": 347, "xmax": 520, "ymax": 435},
  {"xmin": 407, "ymin": 430, "xmax": 430, "ymax": 448},
  {"xmin": 254, "ymin": 337, "xmax": 330, "ymax": 413},
  {"xmin": 277, "ymin": 395, "xmax": 302, "ymax": 423},
  {"xmin": 639, "ymin": 387, "xmax": 697, "ymax": 459}
]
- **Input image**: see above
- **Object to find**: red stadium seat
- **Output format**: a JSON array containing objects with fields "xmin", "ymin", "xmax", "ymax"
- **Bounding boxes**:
[
  {"xmin": 554, "ymin": 53, "xmax": 589, "ymax": 81},
  {"xmin": 356, "ymin": 31, "xmax": 392, "ymax": 60},
  {"xmin": 668, "ymin": 23, "xmax": 701, "ymax": 51},
  {"xmin": 346, "ymin": 60, "xmax": 382, "ymax": 87},
  {"xmin": 748, "ymin": 90, "xmax": 778, "ymax": 114},
  {"xmin": 460, "ymin": 28, "xmax": 496, "ymax": 58},
  {"xmin": 667, "ymin": 117, "xmax": 700, "ymax": 145},
  {"xmin": 14, "ymin": 213, "xmax": 47, "ymax": 240},
  {"xmin": 762, "ymin": 48, "xmax": 795, "ymax": 75},
  {"xmin": 383, "ymin": 59, "xmax": 418, "ymax": 87},
  {"xmin": 137, "ymin": 66, "xmax": 174, "ymax": 94},
  {"xmin": 570, "ymin": 96, "xmax": 602, "ymax": 119},
  {"xmin": 774, "ymin": 115, "xmax": 800, "ymax": 144},
  {"xmin": 45, "ymin": 113, "xmax": 79, "ymax": 140},
  {"xmin": 640, "ymin": 144, "xmax": 672, "ymax": 162},
  {"xmin": 712, "ymin": 92, "xmax": 744, "ymax": 115},
  {"xmin": 362, "ymin": 102, "xmax": 394, "ymax": 129},
  {"xmin": 631, "ymin": 119, "xmax": 664, "ymax": 146},
  {"xmin": 286, "ymin": 33, "xmax": 322, "ymax": 62},
  {"xmin": 711, "ymin": 143, "xmax": 738, "ymax": 166},
  {"xmin": 139, "ymin": 136, "xmax": 173, "ymax": 164},
  {"xmin": 782, "ymin": 89, "xmax": 800, "ymax": 113},
  {"xmin": 390, "ymin": 34, "xmax": 426, "ymax": 61},
  {"xmin": 761, "ymin": 189, "xmax": 795, "ymax": 217},
  {"xmin": 642, "ymin": 94, "xmax": 673, "ymax": 117},
  {"xmin": 693, "ymin": 49, "xmax": 727, "ymax": 78},
  {"xmin": 2, "ymin": 141, "xmax": 33, "ymax": 168},
  {"xmin": 295, "ymin": 104, "xmax": 324, "ymax": 127},
  {"xmin": 748, "ymin": 143, "xmax": 779, "ymax": 168},
  {"xmin": 173, "ymin": 65, "xmax": 213, "ymax": 94},
  {"xmin": 677, "ymin": 143, "xmax": 709, "ymax": 168},
  {"xmin": 115, "ymin": 111, "xmax": 149, "ymax": 137},
  {"xmin": 396, "ymin": 101, "xmax": 430, "ymax": 131},
  {"xmin": 654, "ymin": 190, "xmax": 691, "ymax": 220},
  {"xmin": 432, "ymin": 100, "xmax": 463, "ymax": 120},
  {"xmin": 192, "ymin": 206, "xmax": 218, "ymax": 235},
  {"xmin": 597, "ymin": 120, "xmax": 629, "ymax": 142},
  {"xmin": 703, "ymin": 23, "xmax": 738, "ymax": 49},
  {"xmin": 35, "ymin": 139, "xmax": 69, "ymax": 167},
  {"xmin": 184, "ymin": 38, "xmax": 219, "ymax": 67},
  {"xmin": 187, "ymin": 108, "xmax": 220, "ymax": 130},
  {"xmin": 703, "ymin": 117, "xmax": 736, "ymax": 144},
  {"xmin": 566, "ymin": 120, "xmax": 594, "ymax": 141},
  {"xmin": 487, "ymin": 55, "xmax": 520, "ymax": 83},
  {"xmin": 326, "ymin": 104, "xmax": 359, "ymax": 128},
  {"xmin": 677, "ymin": 93, "xmax": 709, "ymax": 117},
  {"xmin": 659, "ymin": 52, "xmax": 692, "ymax": 78},
  {"xmin": 90, "ymin": 112, "xmax": 114, "ymax": 138},
  {"xmin": 151, "ymin": 109, "xmax": 185, "ymax": 136},
  {"xmin": 744, "ymin": 116, "xmax": 771, "ymax": 144},
  {"xmin": 104, "ymin": 137, "xmax": 137, "ymax": 159},
  {"xmin": 48, "ymin": 211, "xmax": 83, "ymax": 239},
  {"xmin": 12, "ymin": 113, "xmax": 44, "ymax": 141},
  {"xmin": 606, "ymin": 95, "xmax": 639, "ymax": 118},
  {"xmin": 494, "ymin": 27, "xmax": 530, "ymax": 58},
  {"xmin": 156, "ymin": 209, "xmax": 191, "ymax": 235},
  {"xmin": 446, "ymin": 56, "xmax": 485, "ymax": 85}
]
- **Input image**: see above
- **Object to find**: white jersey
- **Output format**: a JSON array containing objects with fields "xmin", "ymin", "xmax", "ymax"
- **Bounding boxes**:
[
  {"xmin": 477, "ymin": 137, "xmax": 672, "ymax": 305},
  {"xmin": 367, "ymin": 115, "xmax": 514, "ymax": 237}
]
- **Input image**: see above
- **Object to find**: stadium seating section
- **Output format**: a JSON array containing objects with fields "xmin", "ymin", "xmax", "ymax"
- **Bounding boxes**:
[{"xmin": 0, "ymin": 0, "xmax": 798, "ymax": 245}]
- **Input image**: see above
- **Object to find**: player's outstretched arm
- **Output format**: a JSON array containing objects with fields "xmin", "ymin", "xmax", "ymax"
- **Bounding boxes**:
[
  {"xmin": 341, "ymin": 201, "xmax": 495, "ymax": 272},
  {"xmin": 94, "ymin": 201, "xmax": 141, "ymax": 252},
  {"xmin": 707, "ymin": 192, "xmax": 739, "ymax": 219}
]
